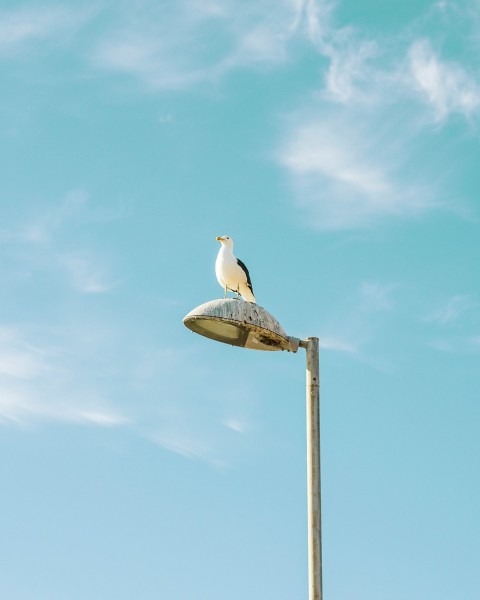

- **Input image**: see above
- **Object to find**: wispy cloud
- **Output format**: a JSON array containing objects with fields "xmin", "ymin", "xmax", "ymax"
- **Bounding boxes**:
[
  {"xmin": 0, "ymin": 326, "xmax": 49, "ymax": 379},
  {"xmin": 224, "ymin": 417, "xmax": 250, "ymax": 434},
  {"xmin": 0, "ymin": 0, "xmax": 319, "ymax": 87},
  {"xmin": 0, "ymin": 324, "xmax": 129, "ymax": 427},
  {"xmin": 408, "ymin": 39, "xmax": 480, "ymax": 121},
  {"xmin": 278, "ymin": 110, "xmax": 437, "ymax": 229},
  {"xmin": 303, "ymin": 3, "xmax": 382, "ymax": 107},
  {"xmin": 149, "ymin": 431, "xmax": 217, "ymax": 463},
  {"xmin": 318, "ymin": 336, "xmax": 358, "ymax": 353},
  {"xmin": 0, "ymin": 5, "xmax": 94, "ymax": 57},
  {"xmin": 0, "ymin": 6, "xmax": 67, "ymax": 46},
  {"xmin": 92, "ymin": 0, "xmax": 308, "ymax": 90},
  {"xmin": 275, "ymin": 1, "xmax": 480, "ymax": 228},
  {"xmin": 1, "ymin": 190, "xmax": 121, "ymax": 294},
  {"xmin": 0, "ymin": 313, "xmax": 258, "ymax": 467},
  {"xmin": 323, "ymin": 37, "xmax": 378, "ymax": 104},
  {"xmin": 17, "ymin": 189, "xmax": 88, "ymax": 244},
  {"xmin": 424, "ymin": 294, "xmax": 475, "ymax": 324},
  {"xmin": 316, "ymin": 280, "xmax": 400, "ymax": 365},
  {"xmin": 59, "ymin": 252, "xmax": 120, "ymax": 294},
  {"xmin": 135, "ymin": 347, "xmax": 258, "ymax": 467},
  {"xmin": 360, "ymin": 282, "xmax": 397, "ymax": 312},
  {"xmin": 423, "ymin": 294, "xmax": 480, "ymax": 353},
  {"xmin": 1, "ymin": 189, "xmax": 256, "ymax": 466}
]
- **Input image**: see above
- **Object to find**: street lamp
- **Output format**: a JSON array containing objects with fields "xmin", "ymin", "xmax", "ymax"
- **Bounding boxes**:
[{"xmin": 183, "ymin": 298, "xmax": 323, "ymax": 600}]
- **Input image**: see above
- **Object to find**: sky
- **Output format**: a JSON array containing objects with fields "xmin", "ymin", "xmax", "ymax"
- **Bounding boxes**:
[{"xmin": 1, "ymin": 0, "xmax": 479, "ymax": 598}]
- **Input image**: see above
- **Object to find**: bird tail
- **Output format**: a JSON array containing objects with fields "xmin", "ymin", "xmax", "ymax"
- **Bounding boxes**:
[{"xmin": 239, "ymin": 283, "xmax": 256, "ymax": 303}]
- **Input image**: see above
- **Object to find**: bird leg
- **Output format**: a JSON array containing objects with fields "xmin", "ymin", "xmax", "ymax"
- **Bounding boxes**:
[
  {"xmin": 235, "ymin": 286, "xmax": 240, "ymax": 300},
  {"xmin": 224, "ymin": 286, "xmax": 228, "ymax": 299}
]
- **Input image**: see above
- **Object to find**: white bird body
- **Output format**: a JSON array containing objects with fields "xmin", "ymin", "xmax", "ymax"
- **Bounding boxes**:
[{"xmin": 215, "ymin": 236, "xmax": 256, "ymax": 303}]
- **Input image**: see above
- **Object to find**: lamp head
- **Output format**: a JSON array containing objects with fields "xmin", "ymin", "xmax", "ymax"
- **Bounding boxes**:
[{"xmin": 183, "ymin": 299, "xmax": 299, "ymax": 352}]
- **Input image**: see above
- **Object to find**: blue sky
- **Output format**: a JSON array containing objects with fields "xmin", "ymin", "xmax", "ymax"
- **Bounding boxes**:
[{"xmin": 1, "ymin": 1, "xmax": 479, "ymax": 598}]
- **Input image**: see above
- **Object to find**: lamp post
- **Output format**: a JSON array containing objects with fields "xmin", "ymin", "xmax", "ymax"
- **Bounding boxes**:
[{"xmin": 183, "ymin": 299, "xmax": 323, "ymax": 600}]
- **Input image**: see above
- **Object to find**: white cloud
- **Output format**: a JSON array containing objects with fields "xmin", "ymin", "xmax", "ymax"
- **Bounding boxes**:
[
  {"xmin": 0, "ymin": 326, "xmax": 48, "ymax": 379},
  {"xmin": 323, "ymin": 37, "xmax": 378, "ymax": 103},
  {"xmin": 1, "ymin": 190, "xmax": 121, "ymax": 294},
  {"xmin": 72, "ymin": 409, "xmax": 129, "ymax": 427},
  {"xmin": 360, "ymin": 282, "xmax": 397, "ymax": 312},
  {"xmin": 0, "ymin": 6, "xmax": 65, "ymax": 46},
  {"xmin": 0, "ymin": 5, "xmax": 94, "ymax": 56},
  {"xmin": 135, "ymin": 350, "xmax": 258, "ymax": 467},
  {"xmin": 314, "ymin": 280, "xmax": 401, "ymax": 368},
  {"xmin": 59, "ymin": 252, "xmax": 120, "ymax": 294},
  {"xmin": 276, "ymin": 10, "xmax": 480, "ymax": 230},
  {"xmin": 318, "ymin": 336, "xmax": 357, "ymax": 353},
  {"xmin": 424, "ymin": 294, "xmax": 475, "ymax": 324},
  {"xmin": 427, "ymin": 334, "xmax": 480, "ymax": 354},
  {"xmin": 92, "ymin": 0, "xmax": 312, "ymax": 90},
  {"xmin": 224, "ymin": 417, "xmax": 249, "ymax": 434},
  {"xmin": 427, "ymin": 338, "xmax": 455, "ymax": 352},
  {"xmin": 18, "ymin": 190, "xmax": 88, "ymax": 244},
  {"xmin": 278, "ymin": 112, "xmax": 437, "ymax": 229},
  {"xmin": 0, "ymin": 324, "xmax": 129, "ymax": 427},
  {"xmin": 0, "ymin": 315, "xmax": 259, "ymax": 467},
  {"xmin": 150, "ymin": 431, "xmax": 209, "ymax": 461},
  {"xmin": 302, "ymin": 0, "xmax": 333, "ymax": 45},
  {"xmin": 408, "ymin": 39, "xmax": 480, "ymax": 121},
  {"xmin": 422, "ymin": 293, "xmax": 480, "ymax": 353}
]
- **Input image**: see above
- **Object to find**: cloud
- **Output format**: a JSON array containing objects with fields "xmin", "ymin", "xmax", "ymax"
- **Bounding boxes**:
[
  {"xmin": 314, "ymin": 280, "xmax": 400, "ymax": 368},
  {"xmin": 224, "ymin": 417, "xmax": 250, "ymax": 434},
  {"xmin": 135, "ymin": 347, "xmax": 258, "ymax": 467},
  {"xmin": 306, "ymin": 2, "xmax": 480, "ymax": 120},
  {"xmin": 360, "ymin": 282, "xmax": 397, "ymax": 312},
  {"xmin": 0, "ymin": 324, "xmax": 129, "ymax": 427},
  {"xmin": 318, "ymin": 336, "xmax": 358, "ymax": 353},
  {"xmin": 0, "ymin": 326, "xmax": 49, "ymax": 379},
  {"xmin": 59, "ymin": 252, "xmax": 120, "ymax": 294},
  {"xmin": 1, "ymin": 190, "xmax": 121, "ymax": 294},
  {"xmin": 92, "ymin": 0, "xmax": 310, "ymax": 90},
  {"xmin": 304, "ymin": 4, "xmax": 382, "ymax": 107},
  {"xmin": 423, "ymin": 294, "xmax": 480, "ymax": 353},
  {"xmin": 2, "ymin": 192, "xmax": 254, "ymax": 466},
  {"xmin": 0, "ymin": 0, "xmax": 323, "ymax": 88},
  {"xmin": 149, "ymin": 431, "xmax": 216, "ymax": 463},
  {"xmin": 424, "ymin": 294, "xmax": 475, "ymax": 324},
  {"xmin": 0, "ymin": 5, "xmax": 93, "ymax": 57},
  {"xmin": 18, "ymin": 190, "xmax": 88, "ymax": 244},
  {"xmin": 0, "ymin": 314, "xmax": 258, "ymax": 467},
  {"xmin": 274, "ymin": 3, "xmax": 480, "ymax": 228},
  {"xmin": 408, "ymin": 39, "xmax": 480, "ymax": 121},
  {"xmin": 323, "ymin": 36, "xmax": 378, "ymax": 103},
  {"xmin": 0, "ymin": 6, "xmax": 66, "ymax": 46},
  {"xmin": 278, "ymin": 110, "xmax": 437, "ymax": 229}
]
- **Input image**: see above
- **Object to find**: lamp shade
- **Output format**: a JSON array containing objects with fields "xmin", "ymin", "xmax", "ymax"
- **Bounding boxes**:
[{"xmin": 183, "ymin": 299, "xmax": 299, "ymax": 352}]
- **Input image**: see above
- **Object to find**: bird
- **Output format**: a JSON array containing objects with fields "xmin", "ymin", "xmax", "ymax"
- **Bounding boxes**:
[{"xmin": 215, "ymin": 236, "xmax": 256, "ymax": 303}]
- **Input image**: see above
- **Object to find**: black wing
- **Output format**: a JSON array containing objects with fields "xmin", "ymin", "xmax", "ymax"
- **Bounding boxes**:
[{"xmin": 236, "ymin": 258, "xmax": 254, "ymax": 295}]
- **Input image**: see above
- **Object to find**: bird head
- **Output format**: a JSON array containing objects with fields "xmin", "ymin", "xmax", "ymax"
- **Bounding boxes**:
[{"xmin": 216, "ymin": 235, "xmax": 234, "ymax": 248}]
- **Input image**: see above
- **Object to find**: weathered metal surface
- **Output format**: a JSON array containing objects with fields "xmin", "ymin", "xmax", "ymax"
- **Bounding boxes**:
[
  {"xmin": 306, "ymin": 337, "xmax": 322, "ymax": 600},
  {"xmin": 183, "ymin": 298, "xmax": 299, "ymax": 352},
  {"xmin": 185, "ymin": 298, "xmax": 287, "ymax": 335}
]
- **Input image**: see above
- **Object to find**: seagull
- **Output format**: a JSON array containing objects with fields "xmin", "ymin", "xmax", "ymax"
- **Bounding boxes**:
[{"xmin": 215, "ymin": 236, "xmax": 256, "ymax": 303}]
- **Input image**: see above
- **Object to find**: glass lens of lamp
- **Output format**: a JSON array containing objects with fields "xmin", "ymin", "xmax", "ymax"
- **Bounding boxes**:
[{"xmin": 186, "ymin": 318, "xmax": 249, "ymax": 347}]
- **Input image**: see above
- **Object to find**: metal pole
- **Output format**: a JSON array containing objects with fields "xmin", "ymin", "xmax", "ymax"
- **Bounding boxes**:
[{"xmin": 305, "ymin": 337, "xmax": 322, "ymax": 600}]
